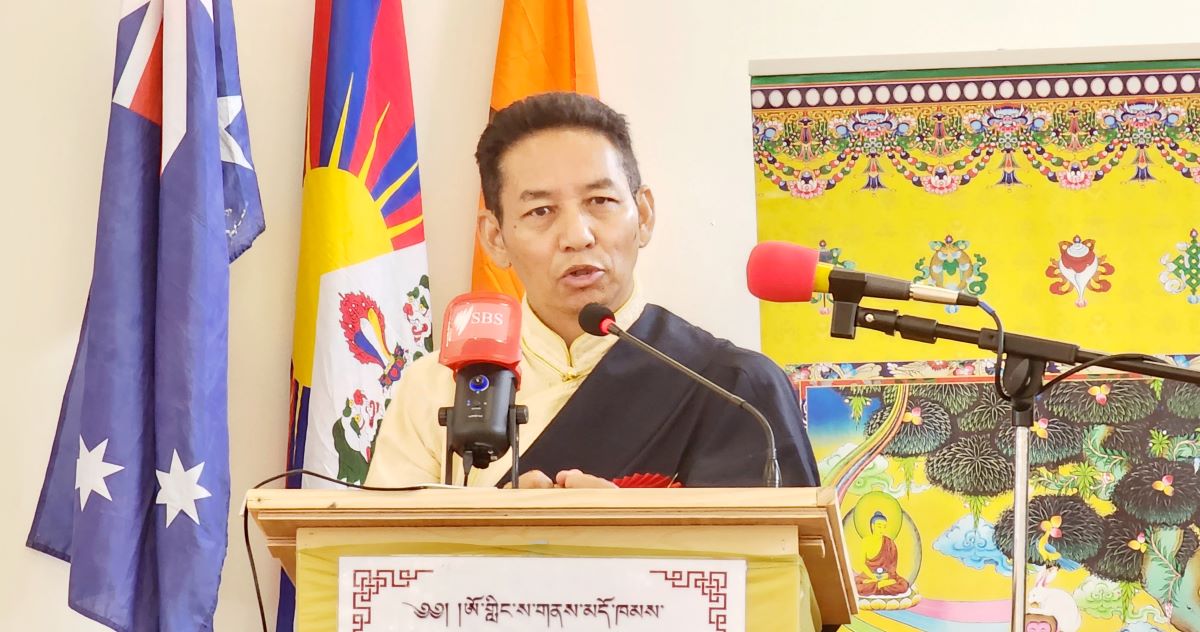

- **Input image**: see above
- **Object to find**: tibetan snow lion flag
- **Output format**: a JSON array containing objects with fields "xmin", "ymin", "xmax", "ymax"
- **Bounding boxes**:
[
  {"xmin": 286, "ymin": 0, "xmax": 430, "ymax": 492},
  {"xmin": 26, "ymin": 0, "xmax": 265, "ymax": 630},
  {"xmin": 277, "ymin": 1, "xmax": 431, "ymax": 627}
]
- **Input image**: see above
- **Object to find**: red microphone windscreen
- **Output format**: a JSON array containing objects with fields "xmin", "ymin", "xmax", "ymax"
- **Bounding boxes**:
[
  {"xmin": 439, "ymin": 292, "xmax": 522, "ymax": 377},
  {"xmin": 746, "ymin": 242, "xmax": 820, "ymax": 302}
]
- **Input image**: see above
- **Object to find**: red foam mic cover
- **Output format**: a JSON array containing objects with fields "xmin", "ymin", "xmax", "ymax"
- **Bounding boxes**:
[
  {"xmin": 439, "ymin": 292, "xmax": 522, "ymax": 380},
  {"xmin": 746, "ymin": 242, "xmax": 820, "ymax": 302}
]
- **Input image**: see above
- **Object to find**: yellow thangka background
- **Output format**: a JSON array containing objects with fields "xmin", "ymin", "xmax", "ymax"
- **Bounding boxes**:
[
  {"xmin": 753, "ymin": 60, "xmax": 1200, "ymax": 367},
  {"xmin": 754, "ymin": 60, "xmax": 1200, "ymax": 632}
]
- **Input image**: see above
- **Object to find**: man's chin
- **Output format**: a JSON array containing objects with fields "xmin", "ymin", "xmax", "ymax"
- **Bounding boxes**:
[{"xmin": 562, "ymin": 287, "xmax": 615, "ymax": 313}]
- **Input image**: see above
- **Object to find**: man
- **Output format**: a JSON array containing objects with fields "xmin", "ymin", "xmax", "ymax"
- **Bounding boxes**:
[{"xmin": 366, "ymin": 92, "xmax": 819, "ymax": 489}]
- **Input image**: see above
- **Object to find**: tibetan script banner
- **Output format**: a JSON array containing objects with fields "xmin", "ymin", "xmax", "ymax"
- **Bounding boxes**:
[{"xmin": 337, "ymin": 556, "xmax": 747, "ymax": 631}]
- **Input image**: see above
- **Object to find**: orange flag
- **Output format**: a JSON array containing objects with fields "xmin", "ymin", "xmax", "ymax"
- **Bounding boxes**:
[{"xmin": 470, "ymin": 0, "xmax": 599, "ymax": 297}]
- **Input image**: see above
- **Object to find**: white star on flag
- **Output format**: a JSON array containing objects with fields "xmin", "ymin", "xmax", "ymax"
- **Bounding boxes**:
[
  {"xmin": 217, "ymin": 95, "xmax": 253, "ymax": 169},
  {"xmin": 155, "ymin": 450, "xmax": 212, "ymax": 527},
  {"xmin": 76, "ymin": 437, "xmax": 124, "ymax": 510}
]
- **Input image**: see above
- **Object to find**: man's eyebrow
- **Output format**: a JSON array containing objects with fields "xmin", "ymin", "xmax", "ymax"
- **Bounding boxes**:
[
  {"xmin": 583, "ymin": 178, "xmax": 617, "ymax": 191},
  {"xmin": 518, "ymin": 189, "xmax": 553, "ymax": 201}
]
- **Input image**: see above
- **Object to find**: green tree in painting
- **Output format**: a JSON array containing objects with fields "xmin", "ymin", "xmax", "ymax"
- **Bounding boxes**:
[
  {"xmin": 863, "ymin": 394, "xmax": 952, "ymax": 494},
  {"xmin": 926, "ymin": 434, "xmax": 1013, "ymax": 525},
  {"xmin": 1011, "ymin": 380, "xmax": 1200, "ymax": 631},
  {"xmin": 994, "ymin": 494, "xmax": 1104, "ymax": 568},
  {"xmin": 838, "ymin": 375, "xmax": 1200, "ymax": 631}
]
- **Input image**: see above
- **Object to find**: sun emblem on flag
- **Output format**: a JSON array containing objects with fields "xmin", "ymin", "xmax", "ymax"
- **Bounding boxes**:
[{"xmin": 292, "ymin": 72, "xmax": 426, "ymax": 389}]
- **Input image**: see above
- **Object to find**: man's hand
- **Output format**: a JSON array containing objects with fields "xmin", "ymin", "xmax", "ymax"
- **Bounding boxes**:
[
  {"xmin": 503, "ymin": 469, "xmax": 618, "ymax": 488},
  {"xmin": 555, "ymin": 469, "xmax": 618, "ymax": 489},
  {"xmin": 504, "ymin": 469, "xmax": 556, "ymax": 489}
]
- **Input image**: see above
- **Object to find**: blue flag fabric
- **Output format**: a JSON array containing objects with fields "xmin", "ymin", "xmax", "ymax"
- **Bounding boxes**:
[{"xmin": 27, "ymin": 1, "xmax": 263, "ymax": 630}]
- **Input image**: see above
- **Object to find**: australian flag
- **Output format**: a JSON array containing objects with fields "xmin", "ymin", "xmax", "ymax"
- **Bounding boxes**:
[{"xmin": 26, "ymin": 1, "xmax": 264, "ymax": 630}]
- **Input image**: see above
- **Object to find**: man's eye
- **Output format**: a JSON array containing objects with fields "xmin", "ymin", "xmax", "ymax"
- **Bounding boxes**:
[
  {"xmin": 589, "ymin": 197, "xmax": 617, "ymax": 206},
  {"xmin": 526, "ymin": 207, "xmax": 551, "ymax": 218}
]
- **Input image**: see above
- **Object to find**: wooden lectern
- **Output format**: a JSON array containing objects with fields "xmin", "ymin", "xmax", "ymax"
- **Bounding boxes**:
[{"xmin": 247, "ymin": 486, "xmax": 856, "ymax": 631}]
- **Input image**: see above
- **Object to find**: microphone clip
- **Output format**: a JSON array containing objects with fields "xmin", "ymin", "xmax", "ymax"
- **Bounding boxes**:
[
  {"xmin": 828, "ymin": 271, "xmax": 869, "ymax": 340},
  {"xmin": 830, "ymin": 301, "xmax": 861, "ymax": 340}
]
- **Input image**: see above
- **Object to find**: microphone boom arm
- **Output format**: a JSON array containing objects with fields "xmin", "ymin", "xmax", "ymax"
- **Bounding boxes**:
[{"xmin": 846, "ymin": 305, "xmax": 1200, "ymax": 384}]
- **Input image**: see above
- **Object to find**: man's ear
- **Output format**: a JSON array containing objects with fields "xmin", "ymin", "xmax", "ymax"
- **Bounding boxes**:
[
  {"xmin": 634, "ymin": 186, "xmax": 656, "ymax": 248},
  {"xmin": 477, "ymin": 209, "xmax": 510, "ymax": 268}
]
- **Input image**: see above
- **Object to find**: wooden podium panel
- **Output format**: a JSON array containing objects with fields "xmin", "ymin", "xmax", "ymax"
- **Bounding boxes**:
[{"xmin": 246, "ymin": 486, "xmax": 856, "ymax": 626}]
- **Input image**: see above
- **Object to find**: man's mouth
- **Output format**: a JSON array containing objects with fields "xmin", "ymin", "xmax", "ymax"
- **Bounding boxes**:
[{"xmin": 561, "ymin": 265, "xmax": 605, "ymax": 287}]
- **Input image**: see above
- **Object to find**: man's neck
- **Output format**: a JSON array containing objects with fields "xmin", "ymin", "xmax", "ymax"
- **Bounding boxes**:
[
  {"xmin": 527, "ymin": 288, "xmax": 637, "ymax": 349},
  {"xmin": 532, "ymin": 306, "xmax": 585, "ymax": 347}
]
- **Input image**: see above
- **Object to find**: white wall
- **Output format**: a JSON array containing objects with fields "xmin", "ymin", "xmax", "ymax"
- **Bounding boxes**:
[{"xmin": 4, "ymin": 0, "xmax": 1200, "ymax": 629}]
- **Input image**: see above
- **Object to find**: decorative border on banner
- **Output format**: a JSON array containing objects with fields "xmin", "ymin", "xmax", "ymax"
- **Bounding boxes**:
[
  {"xmin": 752, "ymin": 69, "xmax": 1200, "ymax": 110},
  {"xmin": 350, "ymin": 568, "xmax": 432, "ymax": 632},
  {"xmin": 785, "ymin": 354, "xmax": 1200, "ymax": 400},
  {"xmin": 650, "ymin": 570, "xmax": 730, "ymax": 632}
]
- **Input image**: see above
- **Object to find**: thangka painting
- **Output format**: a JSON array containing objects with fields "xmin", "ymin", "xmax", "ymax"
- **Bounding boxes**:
[{"xmin": 752, "ymin": 57, "xmax": 1200, "ymax": 632}]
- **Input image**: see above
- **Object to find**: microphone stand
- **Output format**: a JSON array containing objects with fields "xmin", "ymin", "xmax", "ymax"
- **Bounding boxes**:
[
  {"xmin": 826, "ymin": 295, "xmax": 1200, "ymax": 632},
  {"xmin": 438, "ymin": 401, "xmax": 528, "ymax": 487}
]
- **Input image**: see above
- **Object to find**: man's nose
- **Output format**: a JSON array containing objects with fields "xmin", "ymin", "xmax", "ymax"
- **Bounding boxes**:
[{"xmin": 558, "ymin": 206, "xmax": 596, "ymax": 251}]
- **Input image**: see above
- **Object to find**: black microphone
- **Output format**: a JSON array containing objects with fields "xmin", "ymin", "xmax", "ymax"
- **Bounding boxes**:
[
  {"xmin": 437, "ymin": 293, "xmax": 528, "ymax": 486},
  {"xmin": 579, "ymin": 303, "xmax": 782, "ymax": 488}
]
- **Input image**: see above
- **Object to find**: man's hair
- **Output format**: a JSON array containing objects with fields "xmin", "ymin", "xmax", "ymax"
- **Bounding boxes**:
[{"xmin": 475, "ymin": 92, "xmax": 642, "ymax": 222}]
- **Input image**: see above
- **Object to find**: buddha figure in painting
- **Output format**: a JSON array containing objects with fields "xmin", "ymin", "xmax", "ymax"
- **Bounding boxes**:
[{"xmin": 856, "ymin": 510, "xmax": 910, "ymax": 596}]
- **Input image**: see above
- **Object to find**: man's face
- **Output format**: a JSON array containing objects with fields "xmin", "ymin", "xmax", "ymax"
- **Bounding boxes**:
[{"xmin": 480, "ymin": 128, "xmax": 654, "ymax": 328}]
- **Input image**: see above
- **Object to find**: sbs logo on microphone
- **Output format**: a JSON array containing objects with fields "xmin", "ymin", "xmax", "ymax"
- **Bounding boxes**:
[
  {"xmin": 450, "ymin": 304, "xmax": 509, "ymax": 341},
  {"xmin": 469, "ymin": 311, "xmax": 505, "ymax": 326}
]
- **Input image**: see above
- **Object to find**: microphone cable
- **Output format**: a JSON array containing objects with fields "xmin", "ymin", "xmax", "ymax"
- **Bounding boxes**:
[
  {"xmin": 242, "ymin": 469, "xmax": 450, "ymax": 632},
  {"xmin": 977, "ymin": 300, "xmax": 1162, "ymax": 401}
]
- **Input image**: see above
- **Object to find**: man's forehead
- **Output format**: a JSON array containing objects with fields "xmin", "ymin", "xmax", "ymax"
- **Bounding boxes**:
[{"xmin": 499, "ymin": 129, "xmax": 627, "ymax": 196}]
